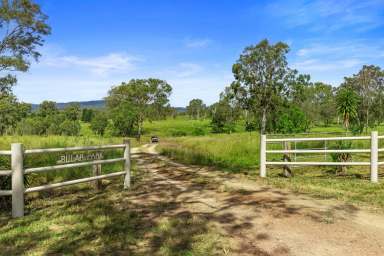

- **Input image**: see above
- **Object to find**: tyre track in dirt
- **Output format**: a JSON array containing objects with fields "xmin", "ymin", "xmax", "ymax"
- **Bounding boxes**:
[{"xmin": 133, "ymin": 144, "xmax": 384, "ymax": 256}]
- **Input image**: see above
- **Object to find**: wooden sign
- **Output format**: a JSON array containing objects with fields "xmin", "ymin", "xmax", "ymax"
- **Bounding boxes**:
[{"xmin": 57, "ymin": 152, "xmax": 104, "ymax": 164}]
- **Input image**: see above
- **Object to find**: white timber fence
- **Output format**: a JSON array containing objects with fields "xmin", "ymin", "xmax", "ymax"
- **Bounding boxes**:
[
  {"xmin": 0, "ymin": 139, "xmax": 133, "ymax": 218},
  {"xmin": 259, "ymin": 131, "xmax": 382, "ymax": 183}
]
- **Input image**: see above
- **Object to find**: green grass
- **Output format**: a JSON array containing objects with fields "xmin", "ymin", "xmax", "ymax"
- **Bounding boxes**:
[
  {"xmin": 159, "ymin": 131, "xmax": 384, "ymax": 209},
  {"xmin": 143, "ymin": 115, "xmax": 244, "ymax": 137},
  {"xmin": 264, "ymin": 167, "xmax": 384, "ymax": 209},
  {"xmin": 160, "ymin": 132, "xmax": 260, "ymax": 172},
  {"xmin": 143, "ymin": 116, "xmax": 211, "ymax": 137},
  {"xmin": 0, "ymin": 171, "xmax": 225, "ymax": 255}
]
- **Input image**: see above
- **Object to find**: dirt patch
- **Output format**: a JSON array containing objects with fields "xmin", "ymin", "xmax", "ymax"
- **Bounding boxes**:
[{"xmin": 134, "ymin": 144, "xmax": 384, "ymax": 256}]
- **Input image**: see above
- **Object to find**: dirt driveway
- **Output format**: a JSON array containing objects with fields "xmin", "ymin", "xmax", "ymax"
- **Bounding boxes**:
[{"xmin": 133, "ymin": 144, "xmax": 384, "ymax": 256}]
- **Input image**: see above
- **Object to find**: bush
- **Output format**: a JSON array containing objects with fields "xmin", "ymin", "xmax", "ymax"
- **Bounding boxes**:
[
  {"xmin": 275, "ymin": 106, "xmax": 309, "ymax": 134},
  {"xmin": 110, "ymin": 102, "xmax": 138, "ymax": 136},
  {"xmin": 170, "ymin": 129, "xmax": 187, "ymax": 137},
  {"xmin": 47, "ymin": 122, "xmax": 62, "ymax": 135},
  {"xmin": 63, "ymin": 103, "xmax": 81, "ymax": 121},
  {"xmin": 330, "ymin": 141, "xmax": 352, "ymax": 175},
  {"xmin": 192, "ymin": 127, "xmax": 206, "ymax": 136},
  {"xmin": 81, "ymin": 108, "xmax": 94, "ymax": 122},
  {"xmin": 245, "ymin": 120, "xmax": 258, "ymax": 132},
  {"xmin": 59, "ymin": 120, "xmax": 81, "ymax": 136},
  {"xmin": 16, "ymin": 117, "xmax": 43, "ymax": 135},
  {"xmin": 210, "ymin": 100, "xmax": 237, "ymax": 134},
  {"xmin": 91, "ymin": 112, "xmax": 109, "ymax": 135}
]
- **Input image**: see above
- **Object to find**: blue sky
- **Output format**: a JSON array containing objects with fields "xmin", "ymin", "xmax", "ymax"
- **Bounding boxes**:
[{"xmin": 14, "ymin": 0, "xmax": 384, "ymax": 106}]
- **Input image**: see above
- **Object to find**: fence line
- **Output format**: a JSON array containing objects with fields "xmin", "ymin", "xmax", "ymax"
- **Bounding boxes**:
[
  {"xmin": 24, "ymin": 158, "xmax": 125, "ymax": 174},
  {"xmin": 25, "ymin": 171, "xmax": 127, "ymax": 193},
  {"xmin": 0, "ymin": 140, "xmax": 133, "ymax": 218},
  {"xmin": 259, "ymin": 131, "xmax": 381, "ymax": 183},
  {"xmin": 266, "ymin": 149, "xmax": 371, "ymax": 153},
  {"xmin": 266, "ymin": 135, "xmax": 371, "ymax": 142},
  {"xmin": 0, "ymin": 170, "xmax": 12, "ymax": 176},
  {"xmin": 24, "ymin": 144, "xmax": 126, "ymax": 154},
  {"xmin": 0, "ymin": 150, "xmax": 11, "ymax": 155}
]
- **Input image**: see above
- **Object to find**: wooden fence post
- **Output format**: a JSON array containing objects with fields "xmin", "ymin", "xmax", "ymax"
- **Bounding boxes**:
[
  {"xmin": 283, "ymin": 141, "xmax": 293, "ymax": 177},
  {"xmin": 92, "ymin": 164, "xmax": 102, "ymax": 191},
  {"xmin": 11, "ymin": 143, "xmax": 24, "ymax": 218},
  {"xmin": 260, "ymin": 134, "xmax": 266, "ymax": 178},
  {"xmin": 370, "ymin": 131, "xmax": 378, "ymax": 183},
  {"xmin": 123, "ymin": 139, "xmax": 131, "ymax": 189}
]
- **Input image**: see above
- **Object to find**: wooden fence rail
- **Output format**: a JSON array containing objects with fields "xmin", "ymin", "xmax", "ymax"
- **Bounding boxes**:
[
  {"xmin": 0, "ymin": 140, "xmax": 133, "ymax": 218},
  {"xmin": 260, "ymin": 131, "xmax": 381, "ymax": 183}
]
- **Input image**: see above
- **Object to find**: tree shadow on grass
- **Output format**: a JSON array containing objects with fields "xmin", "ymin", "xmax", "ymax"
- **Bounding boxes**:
[
  {"xmin": 0, "ymin": 152, "xmax": 362, "ymax": 255},
  {"xmin": 0, "ymin": 154, "xmax": 225, "ymax": 255}
]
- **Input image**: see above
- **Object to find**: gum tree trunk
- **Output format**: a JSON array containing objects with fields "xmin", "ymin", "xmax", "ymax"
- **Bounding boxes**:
[{"xmin": 261, "ymin": 107, "xmax": 267, "ymax": 134}]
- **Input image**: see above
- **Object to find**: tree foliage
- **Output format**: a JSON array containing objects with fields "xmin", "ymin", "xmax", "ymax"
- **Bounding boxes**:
[
  {"xmin": 187, "ymin": 98, "xmax": 206, "ymax": 119},
  {"xmin": 341, "ymin": 65, "xmax": 384, "ymax": 131},
  {"xmin": 275, "ymin": 106, "xmax": 309, "ymax": 134},
  {"xmin": 0, "ymin": 94, "xmax": 30, "ymax": 134},
  {"xmin": 229, "ymin": 39, "xmax": 314, "ymax": 134},
  {"xmin": 294, "ymin": 82, "xmax": 336, "ymax": 126},
  {"xmin": 15, "ymin": 101, "xmax": 83, "ymax": 136},
  {"xmin": 336, "ymin": 87, "xmax": 360, "ymax": 131},
  {"xmin": 0, "ymin": 0, "xmax": 49, "ymax": 135},
  {"xmin": 231, "ymin": 39, "xmax": 297, "ymax": 134},
  {"xmin": 90, "ymin": 111, "xmax": 108, "ymax": 136},
  {"xmin": 81, "ymin": 108, "xmax": 94, "ymax": 122},
  {"xmin": 63, "ymin": 103, "xmax": 80, "ymax": 121},
  {"xmin": 0, "ymin": 0, "xmax": 50, "ymax": 94},
  {"xmin": 106, "ymin": 78, "xmax": 172, "ymax": 137}
]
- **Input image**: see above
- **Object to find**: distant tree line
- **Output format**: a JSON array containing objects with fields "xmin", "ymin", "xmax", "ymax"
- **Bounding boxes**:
[
  {"xmin": 1, "ymin": 2, "xmax": 383, "ymax": 140},
  {"xmin": 0, "ymin": 0, "xmax": 50, "ymax": 135},
  {"xmin": 0, "ymin": 78, "xmax": 174, "ymax": 137},
  {"xmin": 183, "ymin": 39, "xmax": 384, "ymax": 135}
]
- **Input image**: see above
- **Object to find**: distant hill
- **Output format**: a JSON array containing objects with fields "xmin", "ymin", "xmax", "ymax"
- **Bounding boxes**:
[
  {"xmin": 174, "ymin": 107, "xmax": 187, "ymax": 113},
  {"xmin": 31, "ymin": 100, "xmax": 187, "ymax": 112},
  {"xmin": 31, "ymin": 100, "xmax": 105, "ymax": 110}
]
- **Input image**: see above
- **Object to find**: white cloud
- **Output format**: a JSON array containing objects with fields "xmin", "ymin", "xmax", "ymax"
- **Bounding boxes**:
[
  {"xmin": 294, "ymin": 40, "xmax": 384, "ymax": 63},
  {"xmin": 292, "ymin": 58, "xmax": 362, "ymax": 72},
  {"xmin": 15, "ymin": 76, "xmax": 117, "ymax": 103},
  {"xmin": 43, "ymin": 53, "xmax": 140, "ymax": 76},
  {"xmin": 266, "ymin": 0, "xmax": 384, "ymax": 32},
  {"xmin": 296, "ymin": 45, "xmax": 344, "ymax": 57},
  {"xmin": 290, "ymin": 39, "xmax": 384, "ymax": 85},
  {"xmin": 184, "ymin": 38, "xmax": 212, "ymax": 48}
]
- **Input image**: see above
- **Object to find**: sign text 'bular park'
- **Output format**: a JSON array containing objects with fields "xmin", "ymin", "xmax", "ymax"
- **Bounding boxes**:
[{"xmin": 57, "ymin": 152, "xmax": 104, "ymax": 164}]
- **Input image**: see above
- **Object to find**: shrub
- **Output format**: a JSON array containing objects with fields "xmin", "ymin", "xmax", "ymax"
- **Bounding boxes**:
[
  {"xmin": 47, "ymin": 122, "xmax": 62, "ymax": 135},
  {"xmin": 330, "ymin": 141, "xmax": 352, "ymax": 175},
  {"xmin": 192, "ymin": 127, "xmax": 206, "ymax": 136},
  {"xmin": 59, "ymin": 120, "xmax": 81, "ymax": 136},
  {"xmin": 170, "ymin": 129, "xmax": 187, "ymax": 137},
  {"xmin": 91, "ymin": 112, "xmax": 109, "ymax": 135},
  {"xmin": 275, "ymin": 106, "xmax": 309, "ymax": 134},
  {"xmin": 210, "ymin": 100, "xmax": 237, "ymax": 134},
  {"xmin": 81, "ymin": 108, "xmax": 94, "ymax": 122}
]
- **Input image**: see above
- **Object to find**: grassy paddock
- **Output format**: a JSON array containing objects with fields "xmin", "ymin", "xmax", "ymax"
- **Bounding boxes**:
[
  {"xmin": 159, "ymin": 130, "xmax": 384, "ymax": 171},
  {"xmin": 159, "ymin": 132, "xmax": 260, "ymax": 172},
  {"xmin": 160, "ymin": 132, "xmax": 384, "ymax": 209},
  {"xmin": 143, "ymin": 115, "xmax": 245, "ymax": 137},
  {"xmin": 264, "ymin": 167, "xmax": 384, "ymax": 209}
]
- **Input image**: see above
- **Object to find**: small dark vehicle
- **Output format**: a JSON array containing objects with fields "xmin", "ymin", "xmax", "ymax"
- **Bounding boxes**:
[{"xmin": 151, "ymin": 136, "xmax": 159, "ymax": 143}]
